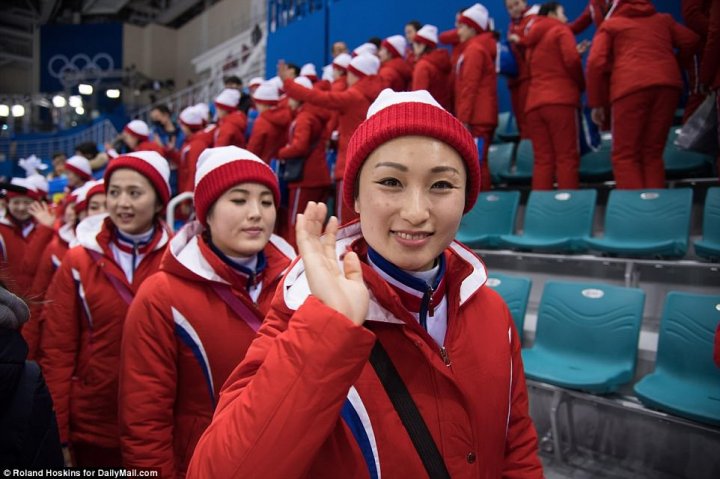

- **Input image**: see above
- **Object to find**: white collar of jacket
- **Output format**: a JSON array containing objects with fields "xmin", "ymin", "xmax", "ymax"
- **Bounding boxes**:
[
  {"xmin": 58, "ymin": 222, "xmax": 77, "ymax": 247},
  {"xmin": 169, "ymin": 220, "xmax": 296, "ymax": 284},
  {"xmin": 75, "ymin": 213, "xmax": 170, "ymax": 254},
  {"xmin": 282, "ymin": 222, "xmax": 488, "ymax": 323}
]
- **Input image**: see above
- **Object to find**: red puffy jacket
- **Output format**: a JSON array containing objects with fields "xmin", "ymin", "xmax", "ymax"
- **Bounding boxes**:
[
  {"xmin": 0, "ymin": 216, "xmax": 37, "ymax": 296},
  {"xmin": 455, "ymin": 32, "xmax": 498, "ymax": 128},
  {"xmin": 586, "ymin": 0, "xmax": 700, "ymax": 107},
  {"xmin": 40, "ymin": 215, "xmax": 169, "ymax": 447},
  {"xmin": 214, "ymin": 110, "xmax": 248, "ymax": 148},
  {"xmin": 570, "ymin": 0, "xmax": 613, "ymax": 34},
  {"xmin": 277, "ymin": 104, "xmax": 332, "ymax": 188},
  {"xmin": 379, "ymin": 57, "xmax": 412, "ymax": 92},
  {"xmin": 508, "ymin": 7, "xmax": 538, "ymax": 87},
  {"xmin": 247, "ymin": 106, "xmax": 292, "ymax": 164},
  {"xmin": 187, "ymin": 222, "xmax": 543, "ymax": 478},
  {"xmin": 412, "ymin": 48, "xmax": 453, "ymax": 111},
  {"xmin": 284, "ymin": 75, "xmax": 385, "ymax": 180},
  {"xmin": 699, "ymin": 0, "xmax": 720, "ymax": 89},
  {"xmin": 524, "ymin": 16, "xmax": 585, "ymax": 113},
  {"xmin": 119, "ymin": 223, "xmax": 294, "ymax": 478},
  {"xmin": 178, "ymin": 126, "xmax": 215, "ymax": 193}
]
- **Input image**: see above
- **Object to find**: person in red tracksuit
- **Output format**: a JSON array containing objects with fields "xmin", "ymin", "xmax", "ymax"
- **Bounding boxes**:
[
  {"xmin": 213, "ymin": 88, "xmax": 248, "ymax": 148},
  {"xmin": 454, "ymin": 3, "xmax": 498, "ymax": 191},
  {"xmin": 176, "ymin": 105, "xmax": 210, "ymax": 194},
  {"xmin": 698, "ymin": 0, "xmax": 719, "ymax": 178},
  {"xmin": 107, "ymin": 120, "xmax": 166, "ymax": 158},
  {"xmin": 40, "ymin": 152, "xmax": 172, "ymax": 467},
  {"xmin": 281, "ymin": 54, "xmax": 385, "ymax": 225},
  {"xmin": 23, "ymin": 180, "xmax": 106, "ymax": 361},
  {"xmin": 378, "ymin": 35, "xmax": 412, "ymax": 91},
  {"xmin": 186, "ymin": 89, "xmax": 543, "ymax": 479},
  {"xmin": 119, "ymin": 146, "xmax": 295, "ymax": 478},
  {"xmin": 323, "ymin": 53, "xmax": 352, "ymax": 151},
  {"xmin": 246, "ymin": 82, "xmax": 292, "ymax": 164},
  {"xmin": 570, "ymin": 0, "xmax": 613, "ymax": 35},
  {"xmin": 439, "ymin": 8, "xmax": 473, "ymax": 116},
  {"xmin": 404, "ymin": 20, "xmax": 422, "ymax": 71},
  {"xmin": 411, "ymin": 24, "xmax": 453, "ymax": 111},
  {"xmin": 506, "ymin": 0, "xmax": 539, "ymax": 137},
  {"xmin": 586, "ymin": 0, "xmax": 699, "ymax": 189},
  {"xmin": 0, "ymin": 178, "xmax": 45, "ymax": 296},
  {"xmin": 681, "ymin": 0, "xmax": 714, "ymax": 121},
  {"xmin": 524, "ymin": 2, "xmax": 585, "ymax": 190},
  {"xmin": 277, "ymin": 77, "xmax": 333, "ymax": 248}
]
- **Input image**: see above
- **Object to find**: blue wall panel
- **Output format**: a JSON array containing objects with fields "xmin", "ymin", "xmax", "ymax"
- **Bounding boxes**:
[{"xmin": 266, "ymin": 10, "xmax": 326, "ymax": 79}]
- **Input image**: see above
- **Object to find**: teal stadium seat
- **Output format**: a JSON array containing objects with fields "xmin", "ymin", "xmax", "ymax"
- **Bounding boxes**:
[
  {"xmin": 664, "ymin": 145, "xmax": 713, "ymax": 177},
  {"xmin": 633, "ymin": 292, "xmax": 720, "ymax": 426},
  {"xmin": 499, "ymin": 189, "xmax": 597, "ymax": 253},
  {"xmin": 494, "ymin": 111, "xmax": 520, "ymax": 143},
  {"xmin": 579, "ymin": 142, "xmax": 613, "ymax": 182},
  {"xmin": 456, "ymin": 191, "xmax": 520, "ymax": 248},
  {"xmin": 584, "ymin": 188, "xmax": 693, "ymax": 258},
  {"xmin": 522, "ymin": 281, "xmax": 645, "ymax": 393},
  {"xmin": 487, "ymin": 143, "xmax": 514, "ymax": 185},
  {"xmin": 486, "ymin": 273, "xmax": 531, "ymax": 337},
  {"xmin": 499, "ymin": 139, "xmax": 534, "ymax": 183},
  {"xmin": 694, "ymin": 187, "xmax": 720, "ymax": 260}
]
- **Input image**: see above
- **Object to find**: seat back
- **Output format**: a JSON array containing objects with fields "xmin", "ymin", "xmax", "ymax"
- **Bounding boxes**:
[
  {"xmin": 487, "ymin": 143, "xmax": 514, "ymax": 184},
  {"xmin": 486, "ymin": 273, "xmax": 531, "ymax": 336},
  {"xmin": 513, "ymin": 139, "xmax": 534, "ymax": 179},
  {"xmin": 602, "ymin": 189, "xmax": 693, "ymax": 248},
  {"xmin": 521, "ymin": 189, "xmax": 597, "ymax": 241},
  {"xmin": 579, "ymin": 143, "xmax": 613, "ymax": 181},
  {"xmin": 534, "ymin": 281, "xmax": 645, "ymax": 372},
  {"xmin": 457, "ymin": 191, "xmax": 520, "ymax": 247},
  {"xmin": 702, "ymin": 187, "xmax": 720, "ymax": 244},
  {"xmin": 653, "ymin": 292, "xmax": 720, "ymax": 384}
]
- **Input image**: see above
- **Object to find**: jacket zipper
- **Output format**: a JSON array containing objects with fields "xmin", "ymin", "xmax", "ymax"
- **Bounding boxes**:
[
  {"xmin": 419, "ymin": 285, "xmax": 435, "ymax": 330},
  {"xmin": 440, "ymin": 346, "xmax": 451, "ymax": 367}
]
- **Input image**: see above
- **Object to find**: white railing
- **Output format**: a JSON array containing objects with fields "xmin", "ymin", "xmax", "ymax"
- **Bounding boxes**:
[{"xmin": 0, "ymin": 119, "xmax": 118, "ymax": 163}]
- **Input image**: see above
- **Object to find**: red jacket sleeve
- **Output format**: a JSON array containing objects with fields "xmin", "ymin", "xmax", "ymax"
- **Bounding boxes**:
[
  {"xmin": 558, "ymin": 26, "xmax": 586, "ymax": 91},
  {"xmin": 411, "ymin": 61, "xmax": 431, "ymax": 91},
  {"xmin": 246, "ymin": 118, "xmax": 269, "ymax": 161},
  {"xmin": 570, "ymin": 5, "xmax": 592, "ymax": 35},
  {"xmin": 21, "ymin": 224, "xmax": 54, "ymax": 274},
  {"xmin": 277, "ymin": 115, "xmax": 313, "ymax": 159},
  {"xmin": 284, "ymin": 78, "xmax": 353, "ymax": 112},
  {"xmin": 181, "ymin": 142, "xmax": 204, "ymax": 193},
  {"xmin": 681, "ymin": 0, "xmax": 709, "ymax": 37},
  {"xmin": 214, "ymin": 123, "xmax": 236, "ymax": 148},
  {"xmin": 119, "ymin": 280, "xmax": 177, "ymax": 478},
  {"xmin": 186, "ymin": 294, "xmax": 376, "ymax": 478},
  {"xmin": 669, "ymin": 16, "xmax": 701, "ymax": 66},
  {"xmin": 39, "ymin": 252, "xmax": 82, "ymax": 444},
  {"xmin": 586, "ymin": 26, "xmax": 612, "ymax": 107},
  {"xmin": 23, "ymin": 247, "xmax": 57, "ymax": 360},
  {"xmin": 439, "ymin": 28, "xmax": 460, "ymax": 46},
  {"xmin": 699, "ymin": 1, "xmax": 720, "ymax": 87}
]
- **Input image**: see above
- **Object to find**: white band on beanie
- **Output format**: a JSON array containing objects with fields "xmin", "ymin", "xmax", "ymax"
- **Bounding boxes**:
[
  {"xmin": 382, "ymin": 35, "xmax": 407, "ymax": 58},
  {"xmin": 332, "ymin": 53, "xmax": 352, "ymax": 70},
  {"xmin": 215, "ymin": 88, "xmax": 241, "ymax": 109},
  {"xmin": 353, "ymin": 43, "xmax": 378, "ymax": 57},
  {"xmin": 65, "ymin": 155, "xmax": 93, "ymax": 179},
  {"xmin": 348, "ymin": 54, "xmax": 380, "ymax": 77},
  {"xmin": 253, "ymin": 81, "xmax": 281, "ymax": 103},
  {"xmin": 415, "ymin": 25, "xmax": 439, "ymax": 46},
  {"xmin": 461, "ymin": 3, "xmax": 490, "ymax": 32},
  {"xmin": 300, "ymin": 63, "xmax": 317, "ymax": 78},
  {"xmin": 293, "ymin": 76, "xmax": 313, "ymax": 90},
  {"xmin": 125, "ymin": 119, "xmax": 150, "ymax": 139},
  {"xmin": 180, "ymin": 105, "xmax": 205, "ymax": 128}
]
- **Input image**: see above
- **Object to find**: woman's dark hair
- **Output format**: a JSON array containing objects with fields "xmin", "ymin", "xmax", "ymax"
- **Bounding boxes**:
[
  {"xmin": 368, "ymin": 37, "xmax": 382, "ymax": 49},
  {"xmin": 75, "ymin": 141, "xmax": 99, "ymax": 158},
  {"xmin": 286, "ymin": 63, "xmax": 301, "ymax": 77},
  {"xmin": 151, "ymin": 104, "xmax": 172, "ymax": 116},
  {"xmin": 406, "ymin": 20, "xmax": 422, "ymax": 32},
  {"xmin": 539, "ymin": 2, "xmax": 562, "ymax": 16}
]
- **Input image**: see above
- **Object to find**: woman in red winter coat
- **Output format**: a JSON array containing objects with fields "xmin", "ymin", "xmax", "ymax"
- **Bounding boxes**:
[
  {"xmin": 118, "ymin": 146, "xmax": 295, "ymax": 478},
  {"xmin": 411, "ymin": 24, "xmax": 453, "ymax": 111},
  {"xmin": 40, "ymin": 151, "xmax": 172, "ymax": 467},
  {"xmin": 378, "ymin": 35, "xmax": 412, "ymax": 91},
  {"xmin": 187, "ymin": 89, "xmax": 543, "ymax": 478},
  {"xmin": 586, "ymin": 0, "xmax": 699, "ymax": 189}
]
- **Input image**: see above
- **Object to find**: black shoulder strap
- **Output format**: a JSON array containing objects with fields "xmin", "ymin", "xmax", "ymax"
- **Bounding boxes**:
[{"xmin": 368, "ymin": 340, "xmax": 451, "ymax": 479}]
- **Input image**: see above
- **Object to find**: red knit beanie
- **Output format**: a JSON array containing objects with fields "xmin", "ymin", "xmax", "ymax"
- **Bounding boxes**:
[
  {"xmin": 104, "ymin": 151, "xmax": 171, "ymax": 206},
  {"xmin": 194, "ymin": 146, "xmax": 280, "ymax": 227},
  {"xmin": 344, "ymin": 89, "xmax": 480, "ymax": 213}
]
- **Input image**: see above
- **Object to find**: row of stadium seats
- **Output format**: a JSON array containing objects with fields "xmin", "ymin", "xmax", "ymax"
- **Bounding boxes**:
[
  {"xmin": 485, "ymin": 274, "xmax": 720, "ymax": 427},
  {"xmin": 457, "ymin": 187, "xmax": 720, "ymax": 260}
]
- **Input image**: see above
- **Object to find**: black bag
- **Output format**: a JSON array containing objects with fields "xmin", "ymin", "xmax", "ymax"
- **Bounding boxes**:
[{"xmin": 280, "ymin": 157, "xmax": 306, "ymax": 183}]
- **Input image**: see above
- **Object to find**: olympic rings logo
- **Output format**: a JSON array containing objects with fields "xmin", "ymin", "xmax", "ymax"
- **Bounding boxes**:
[{"xmin": 47, "ymin": 53, "xmax": 115, "ymax": 87}]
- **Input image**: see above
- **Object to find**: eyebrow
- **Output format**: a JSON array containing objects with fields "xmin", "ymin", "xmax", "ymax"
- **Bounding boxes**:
[
  {"xmin": 229, "ymin": 188, "xmax": 273, "ymax": 196},
  {"xmin": 374, "ymin": 162, "xmax": 461, "ymax": 175},
  {"xmin": 374, "ymin": 162, "xmax": 408, "ymax": 171},
  {"xmin": 431, "ymin": 166, "xmax": 461, "ymax": 175}
]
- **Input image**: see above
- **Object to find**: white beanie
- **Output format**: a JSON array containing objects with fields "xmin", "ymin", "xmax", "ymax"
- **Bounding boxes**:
[
  {"xmin": 460, "ymin": 3, "xmax": 491, "ymax": 32},
  {"xmin": 248, "ymin": 77, "xmax": 264, "ymax": 88},
  {"xmin": 65, "ymin": 155, "xmax": 93, "ymax": 180},
  {"xmin": 353, "ymin": 43, "xmax": 378, "ymax": 57},
  {"xmin": 253, "ymin": 81, "xmax": 280, "ymax": 105},
  {"xmin": 268, "ymin": 76, "xmax": 284, "ymax": 92},
  {"xmin": 381, "ymin": 35, "xmax": 407, "ymax": 58},
  {"xmin": 123, "ymin": 119, "xmax": 150, "ymax": 141},
  {"xmin": 193, "ymin": 146, "xmax": 280, "ymax": 226},
  {"xmin": 194, "ymin": 102, "xmax": 210, "ymax": 121},
  {"xmin": 414, "ymin": 25, "xmax": 439, "ymax": 48},
  {"xmin": 300, "ymin": 63, "xmax": 318, "ymax": 80},
  {"xmin": 104, "ymin": 150, "xmax": 171, "ymax": 206},
  {"xmin": 348, "ymin": 54, "xmax": 380, "ymax": 78},
  {"xmin": 293, "ymin": 76, "xmax": 313, "ymax": 90},
  {"xmin": 215, "ymin": 88, "xmax": 240, "ymax": 112},
  {"xmin": 179, "ymin": 105, "xmax": 206, "ymax": 130},
  {"xmin": 25, "ymin": 174, "xmax": 49, "ymax": 197},
  {"xmin": 332, "ymin": 53, "xmax": 352, "ymax": 71},
  {"xmin": 321, "ymin": 64, "xmax": 334, "ymax": 81}
]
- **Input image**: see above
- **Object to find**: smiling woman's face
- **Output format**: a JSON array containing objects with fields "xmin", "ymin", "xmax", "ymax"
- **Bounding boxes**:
[{"xmin": 354, "ymin": 136, "xmax": 466, "ymax": 271}]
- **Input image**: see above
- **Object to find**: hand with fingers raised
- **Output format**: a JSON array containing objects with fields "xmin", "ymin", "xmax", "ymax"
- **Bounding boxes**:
[{"xmin": 295, "ymin": 202, "xmax": 369, "ymax": 326}]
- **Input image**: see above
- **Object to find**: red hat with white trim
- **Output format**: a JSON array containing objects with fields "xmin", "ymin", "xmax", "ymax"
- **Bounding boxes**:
[
  {"xmin": 104, "ymin": 150, "xmax": 171, "ymax": 206},
  {"xmin": 381, "ymin": 35, "xmax": 407, "ymax": 58},
  {"xmin": 64, "ymin": 155, "xmax": 93, "ymax": 181},
  {"xmin": 344, "ymin": 89, "xmax": 480, "ymax": 213},
  {"xmin": 353, "ymin": 43, "xmax": 378, "ymax": 57},
  {"xmin": 347, "ymin": 54, "xmax": 380, "ymax": 78},
  {"xmin": 193, "ymin": 146, "xmax": 280, "ymax": 227},
  {"xmin": 300, "ymin": 63, "xmax": 318, "ymax": 81},
  {"xmin": 459, "ymin": 3, "xmax": 490, "ymax": 32},
  {"xmin": 179, "ymin": 105, "xmax": 206, "ymax": 131},
  {"xmin": 252, "ymin": 81, "xmax": 280, "ymax": 106},
  {"xmin": 123, "ymin": 120, "xmax": 150, "ymax": 141},
  {"xmin": 332, "ymin": 53, "xmax": 352, "ymax": 71},
  {"xmin": 215, "ymin": 88, "xmax": 241, "ymax": 112},
  {"xmin": 414, "ymin": 25, "xmax": 439, "ymax": 48},
  {"xmin": 248, "ymin": 77, "xmax": 264, "ymax": 89},
  {"xmin": 74, "ymin": 179, "xmax": 105, "ymax": 213},
  {"xmin": 1, "ymin": 177, "xmax": 44, "ymax": 202}
]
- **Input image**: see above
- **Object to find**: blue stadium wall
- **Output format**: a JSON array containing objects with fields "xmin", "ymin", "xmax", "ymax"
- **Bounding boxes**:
[{"xmin": 266, "ymin": 0, "xmax": 682, "ymax": 113}]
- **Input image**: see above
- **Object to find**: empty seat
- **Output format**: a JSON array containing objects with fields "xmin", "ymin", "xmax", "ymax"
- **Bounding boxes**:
[
  {"xmin": 695, "ymin": 187, "xmax": 720, "ymax": 260},
  {"xmin": 584, "ymin": 188, "xmax": 693, "ymax": 258},
  {"xmin": 579, "ymin": 143, "xmax": 613, "ymax": 182},
  {"xmin": 633, "ymin": 292, "xmax": 720, "ymax": 426},
  {"xmin": 663, "ymin": 144, "xmax": 713, "ymax": 177},
  {"xmin": 499, "ymin": 139, "xmax": 533, "ymax": 183},
  {"xmin": 487, "ymin": 143, "xmax": 514, "ymax": 185},
  {"xmin": 522, "ymin": 281, "xmax": 645, "ymax": 393},
  {"xmin": 456, "ymin": 190, "xmax": 520, "ymax": 248},
  {"xmin": 499, "ymin": 189, "xmax": 597, "ymax": 253},
  {"xmin": 485, "ymin": 273, "xmax": 531, "ymax": 338},
  {"xmin": 494, "ymin": 111, "xmax": 520, "ymax": 143}
]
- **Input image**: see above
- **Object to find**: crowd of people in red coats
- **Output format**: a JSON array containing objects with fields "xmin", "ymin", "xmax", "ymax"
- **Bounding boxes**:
[{"xmin": 1, "ymin": 0, "xmax": 718, "ymax": 475}]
